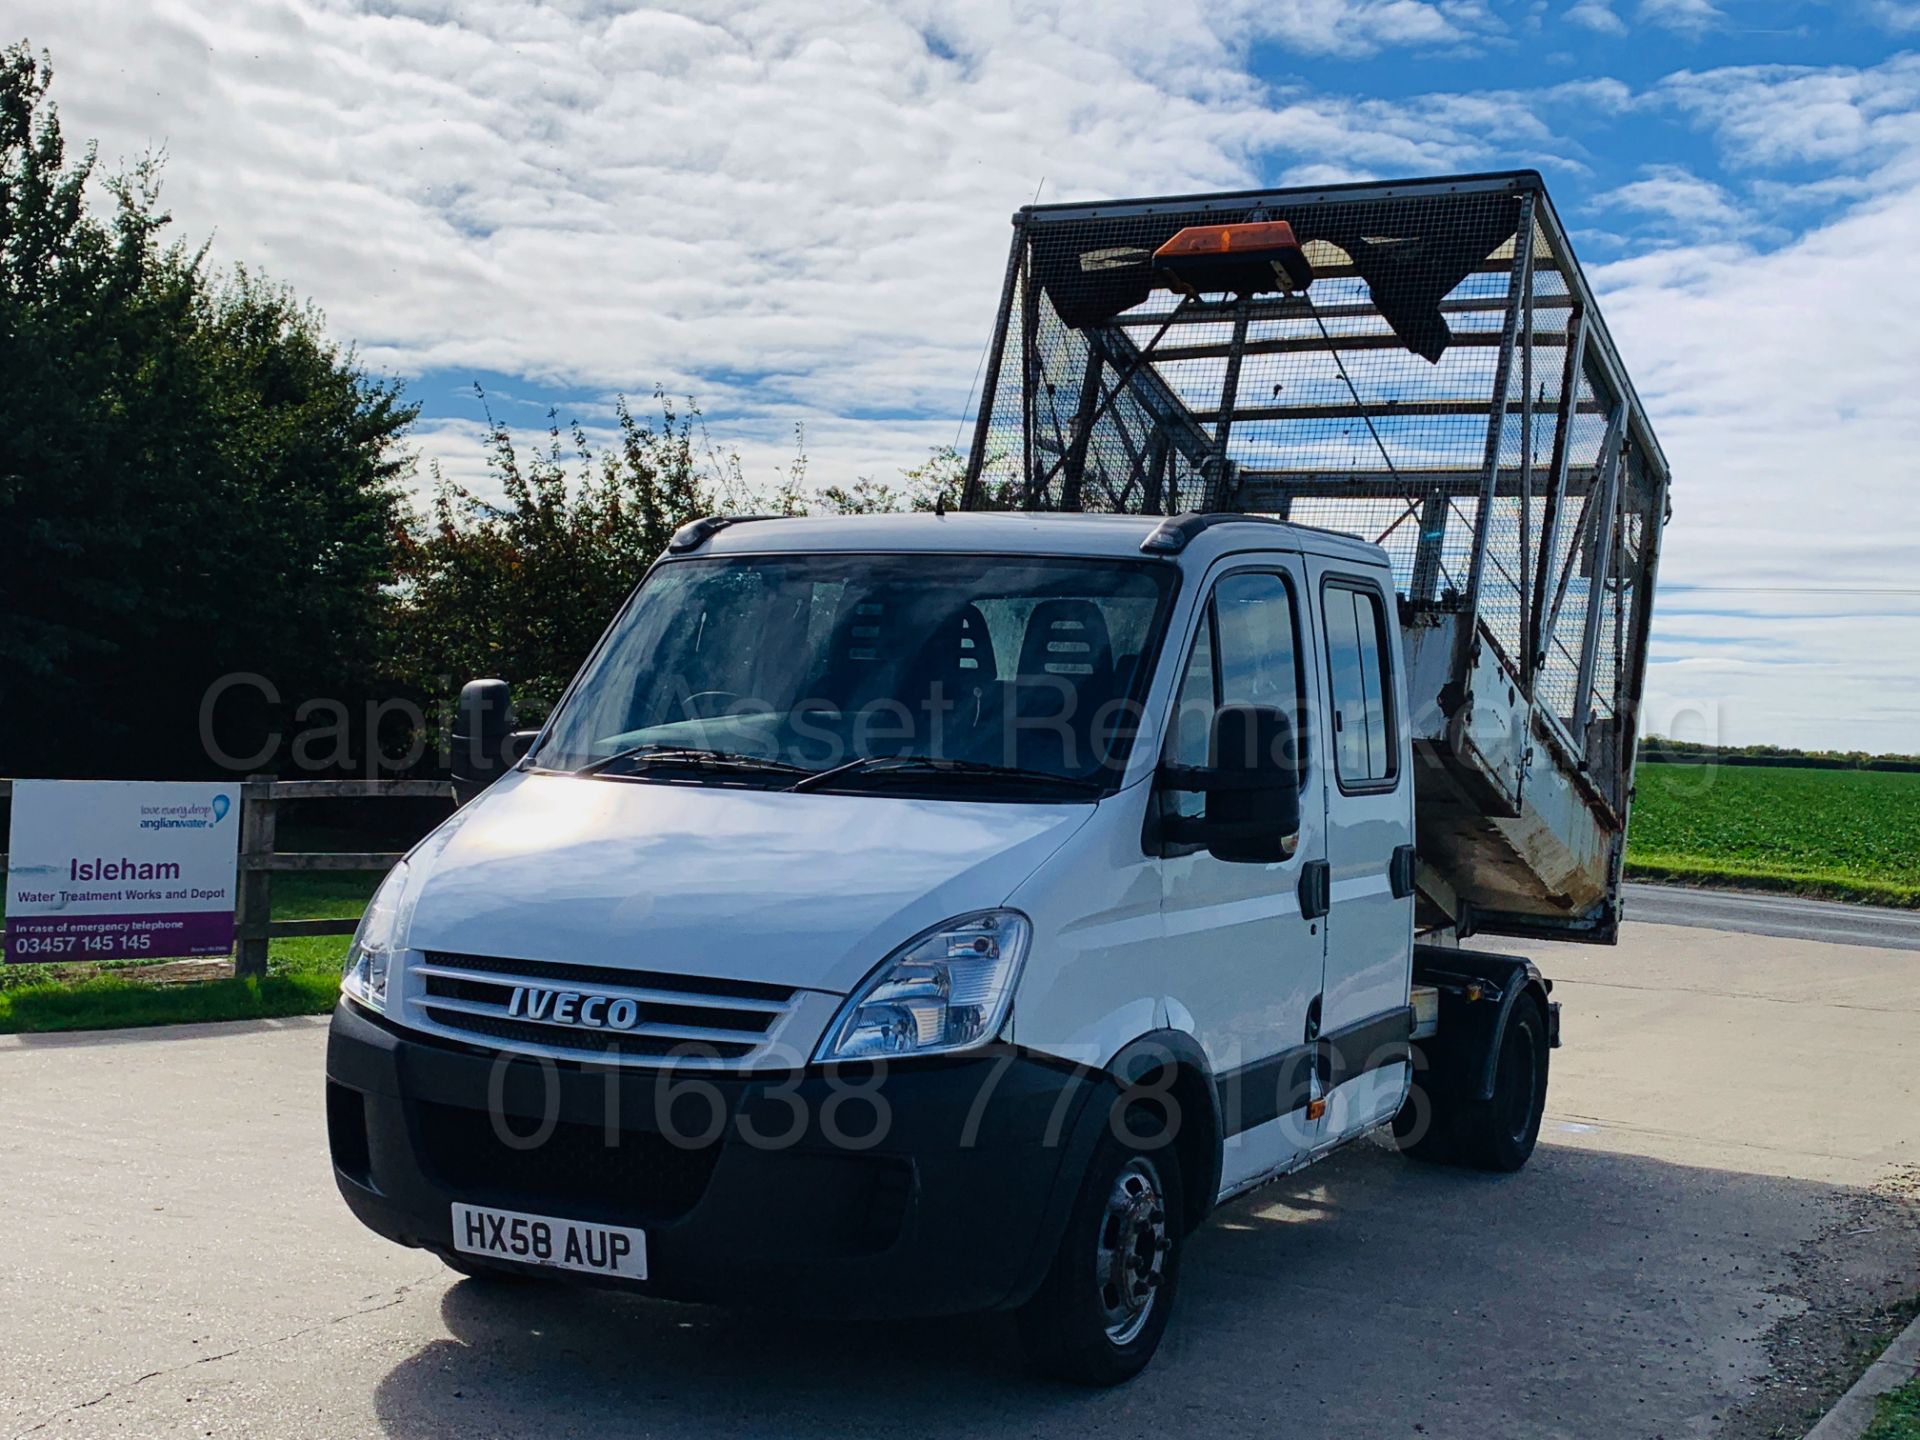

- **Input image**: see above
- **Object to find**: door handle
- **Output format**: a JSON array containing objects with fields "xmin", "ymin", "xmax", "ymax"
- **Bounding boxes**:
[
  {"xmin": 1390, "ymin": 844, "xmax": 1417, "ymax": 900},
  {"xmin": 1299, "ymin": 860, "xmax": 1331, "ymax": 920}
]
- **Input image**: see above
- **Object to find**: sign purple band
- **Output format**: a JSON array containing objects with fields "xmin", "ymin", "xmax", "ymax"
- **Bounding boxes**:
[{"xmin": 4, "ymin": 911, "xmax": 236, "ymax": 964}]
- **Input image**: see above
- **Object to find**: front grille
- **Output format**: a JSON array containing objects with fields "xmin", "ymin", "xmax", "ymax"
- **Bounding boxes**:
[
  {"xmin": 426, "ymin": 950, "xmax": 793, "ymax": 1003},
  {"xmin": 419, "ymin": 1010, "xmax": 756, "ymax": 1060},
  {"xmin": 411, "ymin": 951, "xmax": 798, "ymax": 1066},
  {"xmin": 413, "ymin": 1099, "xmax": 720, "ymax": 1226}
]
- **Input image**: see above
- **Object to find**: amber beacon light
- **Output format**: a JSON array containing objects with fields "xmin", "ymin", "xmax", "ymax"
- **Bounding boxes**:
[{"xmin": 1152, "ymin": 219, "xmax": 1314, "ymax": 297}]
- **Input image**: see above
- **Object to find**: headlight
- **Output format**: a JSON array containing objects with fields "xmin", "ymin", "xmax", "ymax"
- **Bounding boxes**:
[
  {"xmin": 342, "ymin": 859, "xmax": 412, "ymax": 1012},
  {"xmin": 816, "ymin": 910, "xmax": 1030, "ymax": 1062}
]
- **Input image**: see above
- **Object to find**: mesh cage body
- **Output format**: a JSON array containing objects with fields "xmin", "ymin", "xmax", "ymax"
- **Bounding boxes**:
[{"xmin": 962, "ymin": 172, "xmax": 1671, "ymax": 932}]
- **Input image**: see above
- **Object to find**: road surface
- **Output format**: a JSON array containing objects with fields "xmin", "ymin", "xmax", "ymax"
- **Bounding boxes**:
[
  {"xmin": 3, "ymin": 916, "xmax": 1918, "ymax": 1439},
  {"xmin": 1624, "ymin": 881, "xmax": 1920, "ymax": 950}
]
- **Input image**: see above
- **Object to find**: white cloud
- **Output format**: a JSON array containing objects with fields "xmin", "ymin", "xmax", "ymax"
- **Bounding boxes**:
[
  {"xmin": 1240, "ymin": 0, "xmax": 1504, "ymax": 57},
  {"xmin": 1564, "ymin": 0, "xmax": 1628, "ymax": 34},
  {"xmin": 1636, "ymin": 0, "xmax": 1722, "ymax": 32},
  {"xmin": 1658, "ymin": 53, "xmax": 1920, "ymax": 171},
  {"xmin": 1868, "ymin": 1, "xmax": 1920, "ymax": 31},
  {"xmin": 1596, "ymin": 164, "xmax": 1754, "ymax": 238},
  {"xmin": 1592, "ymin": 89, "xmax": 1920, "ymax": 748},
  {"xmin": 11, "ymin": 0, "xmax": 1542, "ymax": 486}
]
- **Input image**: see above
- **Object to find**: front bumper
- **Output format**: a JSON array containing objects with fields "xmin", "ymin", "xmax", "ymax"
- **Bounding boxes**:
[{"xmin": 325, "ymin": 1000, "xmax": 1106, "ymax": 1317}]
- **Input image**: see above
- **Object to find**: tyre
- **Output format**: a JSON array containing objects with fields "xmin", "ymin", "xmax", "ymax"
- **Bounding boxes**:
[
  {"xmin": 1389, "ymin": 1075, "xmax": 1457, "ymax": 1163},
  {"xmin": 1017, "ymin": 1108, "xmax": 1185, "ymax": 1387},
  {"xmin": 1391, "ymin": 995, "xmax": 1550, "ymax": 1172},
  {"xmin": 1454, "ymin": 996, "xmax": 1550, "ymax": 1173}
]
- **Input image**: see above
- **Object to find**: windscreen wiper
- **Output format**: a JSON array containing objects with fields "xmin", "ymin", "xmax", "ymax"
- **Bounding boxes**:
[
  {"xmin": 787, "ymin": 755, "xmax": 1105, "ymax": 795},
  {"xmin": 577, "ymin": 745, "xmax": 811, "ymax": 781}
]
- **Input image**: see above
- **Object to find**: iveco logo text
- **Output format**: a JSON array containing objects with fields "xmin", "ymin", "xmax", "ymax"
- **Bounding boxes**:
[{"xmin": 506, "ymin": 987, "xmax": 642, "ymax": 1030}]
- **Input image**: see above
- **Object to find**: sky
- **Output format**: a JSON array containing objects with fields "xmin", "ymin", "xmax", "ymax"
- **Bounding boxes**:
[{"xmin": 11, "ymin": 0, "xmax": 1920, "ymax": 752}]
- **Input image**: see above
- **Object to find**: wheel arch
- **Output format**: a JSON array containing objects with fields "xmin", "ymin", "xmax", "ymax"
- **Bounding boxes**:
[
  {"xmin": 1108, "ymin": 1029, "xmax": 1223, "ymax": 1232},
  {"xmin": 1412, "ymin": 944, "xmax": 1558, "ymax": 1104}
]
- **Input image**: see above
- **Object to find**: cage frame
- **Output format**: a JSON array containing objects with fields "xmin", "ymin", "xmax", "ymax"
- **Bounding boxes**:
[{"xmin": 960, "ymin": 170, "xmax": 1672, "ymax": 941}]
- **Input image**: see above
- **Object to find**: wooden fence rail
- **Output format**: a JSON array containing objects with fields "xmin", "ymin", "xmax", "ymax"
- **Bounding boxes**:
[
  {"xmin": 234, "ymin": 777, "xmax": 452, "ymax": 976},
  {"xmin": 0, "ymin": 776, "xmax": 452, "ymax": 979}
]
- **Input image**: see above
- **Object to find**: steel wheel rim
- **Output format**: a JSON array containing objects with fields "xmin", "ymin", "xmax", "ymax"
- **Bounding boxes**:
[{"xmin": 1096, "ymin": 1156, "xmax": 1169, "ymax": 1345}]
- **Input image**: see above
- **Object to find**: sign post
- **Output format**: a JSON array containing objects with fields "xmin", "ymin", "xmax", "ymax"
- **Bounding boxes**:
[{"xmin": 3, "ymin": 781, "xmax": 242, "ymax": 964}]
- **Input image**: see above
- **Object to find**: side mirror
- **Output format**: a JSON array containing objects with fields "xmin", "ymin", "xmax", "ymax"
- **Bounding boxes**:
[
  {"xmin": 451, "ymin": 679, "xmax": 514, "ymax": 806},
  {"xmin": 1205, "ymin": 704, "xmax": 1301, "ymax": 863},
  {"xmin": 1158, "ymin": 703, "xmax": 1303, "ymax": 863}
]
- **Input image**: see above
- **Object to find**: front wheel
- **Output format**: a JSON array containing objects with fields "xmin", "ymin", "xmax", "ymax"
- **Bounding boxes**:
[{"xmin": 1017, "ymin": 1111, "xmax": 1185, "ymax": 1386}]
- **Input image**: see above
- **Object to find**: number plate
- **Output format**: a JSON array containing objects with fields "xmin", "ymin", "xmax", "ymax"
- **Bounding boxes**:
[{"xmin": 450, "ymin": 1203, "xmax": 647, "ymax": 1280}]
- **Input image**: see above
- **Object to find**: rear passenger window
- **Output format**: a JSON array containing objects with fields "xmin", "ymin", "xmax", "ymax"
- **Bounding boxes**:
[{"xmin": 1324, "ymin": 583, "xmax": 1396, "ymax": 789}]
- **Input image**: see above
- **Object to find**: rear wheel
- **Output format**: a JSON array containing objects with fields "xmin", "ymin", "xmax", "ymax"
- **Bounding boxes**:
[
  {"xmin": 1457, "ymin": 996, "xmax": 1550, "ymax": 1172},
  {"xmin": 1389, "ymin": 1078, "xmax": 1457, "ymax": 1163},
  {"xmin": 1017, "ymin": 1110, "xmax": 1185, "ymax": 1386},
  {"xmin": 1392, "ymin": 995, "xmax": 1550, "ymax": 1173}
]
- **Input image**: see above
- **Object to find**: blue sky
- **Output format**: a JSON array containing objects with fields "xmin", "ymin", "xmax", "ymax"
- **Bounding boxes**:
[{"xmin": 16, "ymin": 0, "xmax": 1920, "ymax": 751}]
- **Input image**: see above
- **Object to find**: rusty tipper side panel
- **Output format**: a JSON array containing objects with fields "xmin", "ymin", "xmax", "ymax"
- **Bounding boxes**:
[{"xmin": 961, "ymin": 171, "xmax": 1670, "ymax": 943}]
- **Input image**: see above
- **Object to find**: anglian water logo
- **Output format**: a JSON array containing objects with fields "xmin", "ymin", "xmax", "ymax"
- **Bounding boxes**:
[{"xmin": 137, "ymin": 794, "xmax": 233, "ymax": 831}]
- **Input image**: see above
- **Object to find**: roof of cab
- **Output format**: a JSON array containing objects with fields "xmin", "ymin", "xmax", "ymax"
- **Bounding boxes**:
[{"xmin": 686, "ymin": 511, "xmax": 1389, "ymax": 571}]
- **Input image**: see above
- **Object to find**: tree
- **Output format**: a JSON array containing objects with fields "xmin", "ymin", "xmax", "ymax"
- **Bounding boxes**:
[
  {"xmin": 817, "ymin": 444, "xmax": 1016, "ymax": 513},
  {"xmin": 0, "ymin": 43, "xmax": 416, "ymax": 777},
  {"xmin": 387, "ymin": 390, "xmax": 806, "ymax": 721}
]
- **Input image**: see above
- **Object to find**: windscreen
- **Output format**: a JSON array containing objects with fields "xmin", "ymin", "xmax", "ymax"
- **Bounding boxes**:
[{"xmin": 530, "ymin": 552, "xmax": 1179, "ymax": 798}]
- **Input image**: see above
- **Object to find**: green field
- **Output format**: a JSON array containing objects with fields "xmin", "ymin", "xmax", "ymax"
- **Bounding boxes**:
[
  {"xmin": 0, "ymin": 873, "xmax": 376, "ymax": 1033},
  {"xmin": 1627, "ymin": 762, "xmax": 1920, "ymax": 908}
]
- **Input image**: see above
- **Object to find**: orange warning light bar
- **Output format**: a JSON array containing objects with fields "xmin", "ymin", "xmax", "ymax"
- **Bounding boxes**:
[{"xmin": 1152, "ymin": 220, "xmax": 1314, "ymax": 296}]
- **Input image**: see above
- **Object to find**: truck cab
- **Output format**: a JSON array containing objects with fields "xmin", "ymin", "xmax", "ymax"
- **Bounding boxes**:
[{"xmin": 327, "ymin": 510, "xmax": 1555, "ymax": 1384}]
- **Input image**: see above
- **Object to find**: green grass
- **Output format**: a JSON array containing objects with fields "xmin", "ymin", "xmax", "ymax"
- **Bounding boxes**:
[
  {"xmin": 0, "ymin": 872, "xmax": 377, "ymax": 1034},
  {"xmin": 1865, "ymin": 1375, "xmax": 1920, "ymax": 1440},
  {"xmin": 1627, "ymin": 762, "xmax": 1920, "ymax": 908}
]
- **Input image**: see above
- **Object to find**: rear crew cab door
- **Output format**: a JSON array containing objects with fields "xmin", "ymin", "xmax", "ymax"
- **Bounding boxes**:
[
  {"xmin": 1156, "ymin": 555, "xmax": 1329, "ymax": 1194},
  {"xmin": 1306, "ymin": 559, "xmax": 1416, "ymax": 1139}
]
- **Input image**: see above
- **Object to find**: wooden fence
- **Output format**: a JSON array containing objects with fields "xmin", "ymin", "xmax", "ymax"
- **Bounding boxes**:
[{"xmin": 0, "ymin": 776, "xmax": 451, "ymax": 979}]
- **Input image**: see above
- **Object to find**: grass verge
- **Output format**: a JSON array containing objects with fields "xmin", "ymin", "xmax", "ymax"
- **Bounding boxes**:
[
  {"xmin": 1866, "ymin": 1375, "xmax": 1920, "ymax": 1440},
  {"xmin": 1625, "ymin": 856, "xmax": 1920, "ymax": 910},
  {"xmin": 0, "ymin": 873, "xmax": 376, "ymax": 1035}
]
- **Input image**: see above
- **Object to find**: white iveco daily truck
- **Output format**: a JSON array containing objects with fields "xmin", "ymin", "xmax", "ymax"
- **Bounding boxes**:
[{"xmin": 327, "ymin": 172, "xmax": 1668, "ymax": 1384}]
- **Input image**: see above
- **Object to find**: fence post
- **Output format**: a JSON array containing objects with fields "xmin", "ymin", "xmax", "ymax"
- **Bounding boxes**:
[{"xmin": 234, "ymin": 775, "xmax": 278, "ymax": 979}]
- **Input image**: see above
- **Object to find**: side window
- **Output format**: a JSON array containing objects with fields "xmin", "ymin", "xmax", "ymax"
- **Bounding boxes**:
[
  {"xmin": 1167, "ymin": 572, "xmax": 1304, "ymax": 819},
  {"xmin": 1323, "ymin": 582, "xmax": 1396, "ymax": 789},
  {"xmin": 1215, "ymin": 573, "xmax": 1302, "ymax": 713}
]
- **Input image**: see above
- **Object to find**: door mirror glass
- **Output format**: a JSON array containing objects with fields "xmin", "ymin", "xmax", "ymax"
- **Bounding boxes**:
[
  {"xmin": 452, "ymin": 678, "xmax": 514, "ymax": 805},
  {"xmin": 1158, "ymin": 702, "xmax": 1302, "ymax": 863},
  {"xmin": 1202, "ymin": 703, "xmax": 1301, "ymax": 863}
]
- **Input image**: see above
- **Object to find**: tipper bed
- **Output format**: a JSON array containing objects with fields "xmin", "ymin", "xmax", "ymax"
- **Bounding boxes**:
[{"xmin": 960, "ymin": 171, "xmax": 1670, "ymax": 942}]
